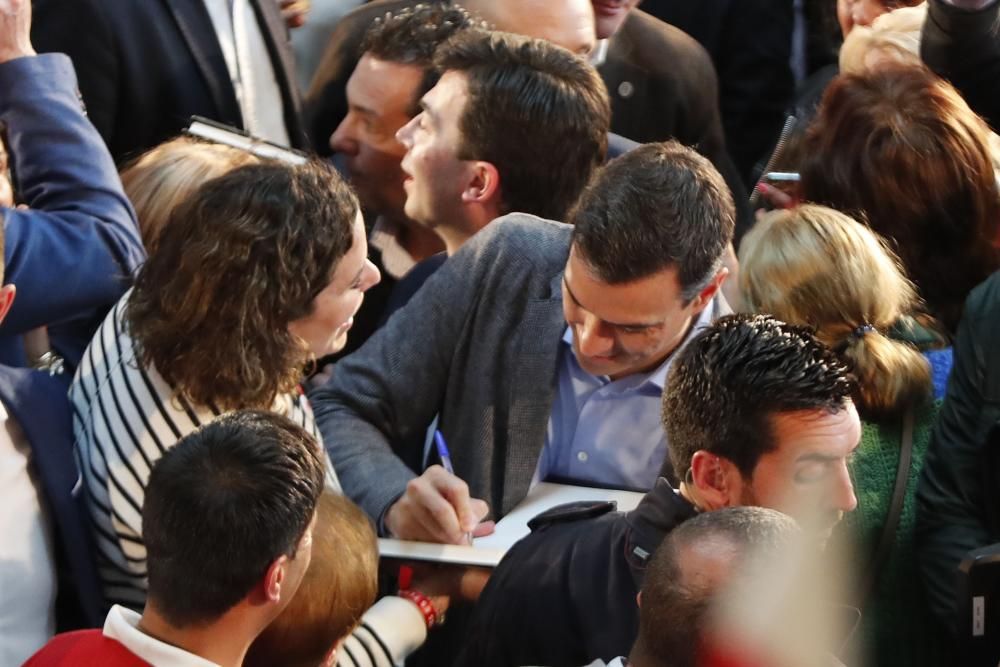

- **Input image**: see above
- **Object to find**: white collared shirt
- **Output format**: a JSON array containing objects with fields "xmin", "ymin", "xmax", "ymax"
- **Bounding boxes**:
[
  {"xmin": 203, "ymin": 0, "xmax": 291, "ymax": 146},
  {"xmin": 0, "ymin": 400, "xmax": 56, "ymax": 666},
  {"xmin": 103, "ymin": 605, "xmax": 219, "ymax": 667},
  {"xmin": 589, "ymin": 39, "xmax": 609, "ymax": 67},
  {"xmin": 370, "ymin": 217, "xmax": 419, "ymax": 280}
]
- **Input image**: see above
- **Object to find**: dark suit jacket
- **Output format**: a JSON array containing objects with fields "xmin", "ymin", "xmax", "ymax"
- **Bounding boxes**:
[
  {"xmin": 32, "ymin": 0, "xmax": 308, "ymax": 164},
  {"xmin": 305, "ymin": 1, "xmax": 749, "ymax": 233},
  {"xmin": 0, "ymin": 366, "xmax": 105, "ymax": 629},
  {"xmin": 305, "ymin": 0, "xmax": 722, "ymax": 155},
  {"xmin": 599, "ymin": 9, "xmax": 750, "ymax": 235},
  {"xmin": 458, "ymin": 479, "xmax": 697, "ymax": 667},
  {"xmin": 639, "ymin": 0, "xmax": 795, "ymax": 185},
  {"xmin": 0, "ymin": 54, "xmax": 144, "ymax": 370},
  {"xmin": 918, "ymin": 271, "xmax": 1000, "ymax": 631},
  {"xmin": 922, "ymin": 0, "xmax": 1000, "ymax": 132}
]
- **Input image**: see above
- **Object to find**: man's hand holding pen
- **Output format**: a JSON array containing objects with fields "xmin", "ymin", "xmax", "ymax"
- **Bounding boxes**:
[{"xmin": 384, "ymin": 464, "xmax": 494, "ymax": 544}]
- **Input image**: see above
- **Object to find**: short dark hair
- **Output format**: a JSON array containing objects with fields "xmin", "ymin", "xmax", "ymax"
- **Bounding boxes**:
[
  {"xmin": 638, "ymin": 507, "xmax": 800, "ymax": 667},
  {"xmin": 361, "ymin": 2, "xmax": 479, "ymax": 116},
  {"xmin": 435, "ymin": 29, "xmax": 610, "ymax": 221},
  {"xmin": 570, "ymin": 141, "xmax": 735, "ymax": 300},
  {"xmin": 800, "ymin": 64, "xmax": 1000, "ymax": 334},
  {"xmin": 664, "ymin": 314, "xmax": 856, "ymax": 480},
  {"xmin": 142, "ymin": 410, "xmax": 326, "ymax": 627},
  {"xmin": 127, "ymin": 160, "xmax": 358, "ymax": 410}
]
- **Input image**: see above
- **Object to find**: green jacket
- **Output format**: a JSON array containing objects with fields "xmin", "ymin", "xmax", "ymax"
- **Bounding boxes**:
[
  {"xmin": 842, "ymin": 406, "xmax": 950, "ymax": 667},
  {"xmin": 917, "ymin": 271, "xmax": 1000, "ymax": 634}
]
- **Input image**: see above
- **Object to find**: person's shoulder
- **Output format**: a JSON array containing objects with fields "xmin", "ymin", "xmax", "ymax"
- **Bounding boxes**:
[
  {"xmin": 468, "ymin": 214, "xmax": 572, "ymax": 268},
  {"xmin": 611, "ymin": 10, "xmax": 716, "ymax": 92},
  {"xmin": 952, "ymin": 271, "xmax": 1000, "ymax": 359},
  {"xmin": 502, "ymin": 501, "xmax": 625, "ymax": 575},
  {"xmin": 24, "ymin": 629, "xmax": 148, "ymax": 666},
  {"xmin": 965, "ymin": 271, "xmax": 1000, "ymax": 322},
  {"xmin": 488, "ymin": 212, "xmax": 572, "ymax": 242},
  {"xmin": 618, "ymin": 9, "xmax": 712, "ymax": 61},
  {"xmin": 528, "ymin": 499, "xmax": 619, "ymax": 531}
]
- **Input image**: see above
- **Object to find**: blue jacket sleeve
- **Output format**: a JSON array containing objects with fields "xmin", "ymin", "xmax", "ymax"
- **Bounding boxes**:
[{"xmin": 0, "ymin": 54, "xmax": 144, "ymax": 337}]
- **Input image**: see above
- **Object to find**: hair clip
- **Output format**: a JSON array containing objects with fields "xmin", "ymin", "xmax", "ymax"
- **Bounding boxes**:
[{"xmin": 852, "ymin": 323, "xmax": 876, "ymax": 340}]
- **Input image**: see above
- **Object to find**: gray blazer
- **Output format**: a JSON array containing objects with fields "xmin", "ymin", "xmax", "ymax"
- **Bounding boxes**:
[{"xmin": 311, "ymin": 214, "xmax": 571, "ymax": 522}]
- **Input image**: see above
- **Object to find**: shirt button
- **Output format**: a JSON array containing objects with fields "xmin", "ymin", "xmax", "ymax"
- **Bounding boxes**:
[{"xmin": 577, "ymin": 452, "xmax": 589, "ymax": 463}]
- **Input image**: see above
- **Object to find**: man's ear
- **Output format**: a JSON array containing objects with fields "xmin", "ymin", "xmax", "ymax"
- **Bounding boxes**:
[
  {"xmin": 690, "ymin": 450, "xmax": 742, "ymax": 510},
  {"xmin": 688, "ymin": 267, "xmax": 728, "ymax": 314},
  {"xmin": 636, "ymin": 591, "xmax": 642, "ymax": 609},
  {"xmin": 0, "ymin": 283, "xmax": 16, "ymax": 325},
  {"xmin": 461, "ymin": 161, "xmax": 501, "ymax": 209},
  {"xmin": 263, "ymin": 555, "xmax": 288, "ymax": 604}
]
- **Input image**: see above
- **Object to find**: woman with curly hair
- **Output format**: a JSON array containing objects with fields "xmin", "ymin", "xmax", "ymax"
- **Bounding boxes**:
[{"xmin": 71, "ymin": 158, "xmax": 380, "ymax": 606}]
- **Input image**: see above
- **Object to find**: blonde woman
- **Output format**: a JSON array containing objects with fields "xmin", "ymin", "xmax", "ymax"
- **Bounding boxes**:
[
  {"xmin": 838, "ymin": 3, "xmax": 925, "ymax": 74},
  {"xmin": 739, "ymin": 204, "xmax": 948, "ymax": 667},
  {"xmin": 119, "ymin": 136, "xmax": 258, "ymax": 254}
]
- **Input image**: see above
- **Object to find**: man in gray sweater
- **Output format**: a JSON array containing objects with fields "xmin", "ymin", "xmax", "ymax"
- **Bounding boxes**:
[{"xmin": 310, "ymin": 141, "xmax": 734, "ymax": 546}]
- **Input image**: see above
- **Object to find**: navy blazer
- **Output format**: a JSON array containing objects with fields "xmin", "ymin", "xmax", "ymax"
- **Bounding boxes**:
[
  {"xmin": 0, "ymin": 365, "xmax": 104, "ymax": 629},
  {"xmin": 0, "ymin": 54, "xmax": 144, "ymax": 370},
  {"xmin": 32, "ymin": 0, "xmax": 308, "ymax": 165}
]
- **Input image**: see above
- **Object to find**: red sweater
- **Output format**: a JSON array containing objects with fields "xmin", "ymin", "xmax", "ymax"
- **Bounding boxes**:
[{"xmin": 23, "ymin": 630, "xmax": 150, "ymax": 666}]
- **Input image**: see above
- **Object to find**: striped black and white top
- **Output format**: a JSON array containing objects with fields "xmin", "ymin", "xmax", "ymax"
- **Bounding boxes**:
[{"xmin": 70, "ymin": 293, "xmax": 425, "ymax": 666}]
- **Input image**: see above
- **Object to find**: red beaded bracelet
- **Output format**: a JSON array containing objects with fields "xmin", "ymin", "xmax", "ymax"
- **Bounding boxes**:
[{"xmin": 398, "ymin": 588, "xmax": 438, "ymax": 629}]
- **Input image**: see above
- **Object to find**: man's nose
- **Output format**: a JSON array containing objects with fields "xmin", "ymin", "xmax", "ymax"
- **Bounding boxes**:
[
  {"xmin": 396, "ymin": 115, "xmax": 417, "ymax": 149},
  {"xmin": 576, "ymin": 316, "xmax": 615, "ymax": 358},
  {"xmin": 329, "ymin": 119, "xmax": 357, "ymax": 156},
  {"xmin": 833, "ymin": 463, "xmax": 858, "ymax": 514},
  {"xmin": 361, "ymin": 259, "xmax": 381, "ymax": 292}
]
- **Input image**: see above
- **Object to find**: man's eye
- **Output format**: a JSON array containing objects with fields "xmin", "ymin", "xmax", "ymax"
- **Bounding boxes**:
[
  {"xmin": 794, "ymin": 462, "xmax": 828, "ymax": 484},
  {"xmin": 619, "ymin": 326, "xmax": 648, "ymax": 335}
]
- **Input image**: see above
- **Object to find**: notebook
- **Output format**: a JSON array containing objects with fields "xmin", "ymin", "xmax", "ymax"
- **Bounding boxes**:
[{"xmin": 378, "ymin": 481, "xmax": 645, "ymax": 567}]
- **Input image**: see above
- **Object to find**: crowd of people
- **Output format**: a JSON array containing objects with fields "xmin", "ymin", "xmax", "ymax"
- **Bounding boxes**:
[{"xmin": 1, "ymin": 0, "xmax": 999, "ymax": 665}]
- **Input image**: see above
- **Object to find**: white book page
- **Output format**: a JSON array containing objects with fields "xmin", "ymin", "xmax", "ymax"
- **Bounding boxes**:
[{"xmin": 378, "ymin": 482, "xmax": 644, "ymax": 567}]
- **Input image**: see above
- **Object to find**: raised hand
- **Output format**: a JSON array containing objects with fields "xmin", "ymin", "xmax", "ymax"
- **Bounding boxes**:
[{"xmin": 0, "ymin": 0, "xmax": 34, "ymax": 64}]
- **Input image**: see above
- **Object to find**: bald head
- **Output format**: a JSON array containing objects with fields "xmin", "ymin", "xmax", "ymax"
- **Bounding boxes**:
[{"xmin": 459, "ymin": 0, "xmax": 596, "ymax": 56}]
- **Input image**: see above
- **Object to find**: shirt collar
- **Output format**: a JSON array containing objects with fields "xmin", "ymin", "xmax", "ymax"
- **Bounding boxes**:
[
  {"xmin": 369, "ymin": 216, "xmax": 418, "ymax": 280},
  {"xmin": 103, "ymin": 605, "xmax": 220, "ymax": 667},
  {"xmin": 589, "ymin": 39, "xmax": 609, "ymax": 67},
  {"xmin": 561, "ymin": 295, "xmax": 719, "ymax": 391}
]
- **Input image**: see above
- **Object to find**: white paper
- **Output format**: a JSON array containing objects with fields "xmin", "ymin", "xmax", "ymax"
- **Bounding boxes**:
[{"xmin": 378, "ymin": 482, "xmax": 644, "ymax": 567}]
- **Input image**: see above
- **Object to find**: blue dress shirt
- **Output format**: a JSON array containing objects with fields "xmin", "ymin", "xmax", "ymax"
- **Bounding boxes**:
[{"xmin": 537, "ymin": 298, "xmax": 721, "ymax": 490}]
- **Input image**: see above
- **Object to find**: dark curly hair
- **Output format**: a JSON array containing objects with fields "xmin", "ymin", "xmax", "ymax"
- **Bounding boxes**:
[
  {"xmin": 361, "ymin": 2, "xmax": 480, "ymax": 116},
  {"xmin": 664, "ymin": 314, "xmax": 856, "ymax": 480},
  {"xmin": 127, "ymin": 160, "xmax": 358, "ymax": 410}
]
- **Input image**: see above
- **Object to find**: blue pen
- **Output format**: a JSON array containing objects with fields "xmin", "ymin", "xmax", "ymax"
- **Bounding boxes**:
[{"xmin": 434, "ymin": 430, "xmax": 474, "ymax": 545}]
